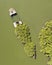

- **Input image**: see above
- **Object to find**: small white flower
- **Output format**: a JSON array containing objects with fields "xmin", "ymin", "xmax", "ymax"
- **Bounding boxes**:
[
  {"xmin": 9, "ymin": 8, "xmax": 17, "ymax": 16},
  {"xmin": 19, "ymin": 21, "xmax": 22, "ymax": 24},
  {"xmin": 13, "ymin": 22, "xmax": 17, "ymax": 28}
]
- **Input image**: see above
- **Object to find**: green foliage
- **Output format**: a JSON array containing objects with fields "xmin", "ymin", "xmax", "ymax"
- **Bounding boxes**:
[
  {"xmin": 39, "ymin": 20, "xmax": 52, "ymax": 65},
  {"xmin": 14, "ymin": 23, "xmax": 36, "ymax": 58},
  {"xmin": 24, "ymin": 42, "xmax": 36, "ymax": 57},
  {"xmin": 39, "ymin": 21, "xmax": 52, "ymax": 56},
  {"xmin": 15, "ymin": 24, "xmax": 31, "ymax": 44}
]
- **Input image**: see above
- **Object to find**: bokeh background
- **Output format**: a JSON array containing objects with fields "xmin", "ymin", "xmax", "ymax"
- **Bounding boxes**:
[{"xmin": 0, "ymin": 0, "xmax": 52, "ymax": 65}]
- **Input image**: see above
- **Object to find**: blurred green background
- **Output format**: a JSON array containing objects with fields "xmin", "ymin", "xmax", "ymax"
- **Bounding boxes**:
[{"xmin": 0, "ymin": 0, "xmax": 52, "ymax": 65}]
